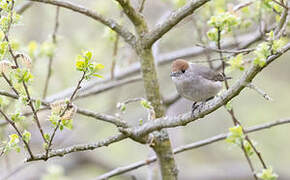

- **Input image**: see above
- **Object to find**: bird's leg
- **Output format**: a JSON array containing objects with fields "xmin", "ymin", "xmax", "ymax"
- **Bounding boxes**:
[
  {"xmin": 192, "ymin": 97, "xmax": 215, "ymax": 117},
  {"xmin": 191, "ymin": 102, "xmax": 198, "ymax": 117},
  {"xmin": 205, "ymin": 96, "xmax": 214, "ymax": 102}
]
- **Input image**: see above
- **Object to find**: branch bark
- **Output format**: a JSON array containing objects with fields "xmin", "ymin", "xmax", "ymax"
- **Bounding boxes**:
[
  {"xmin": 26, "ymin": 133, "xmax": 127, "ymax": 162},
  {"xmin": 124, "ymin": 43, "xmax": 290, "ymax": 137},
  {"xmin": 29, "ymin": 0, "xmax": 136, "ymax": 46},
  {"xmin": 45, "ymin": 28, "xmax": 266, "ymax": 103},
  {"xmin": 97, "ymin": 118, "xmax": 290, "ymax": 179},
  {"xmin": 143, "ymin": 0, "xmax": 211, "ymax": 47}
]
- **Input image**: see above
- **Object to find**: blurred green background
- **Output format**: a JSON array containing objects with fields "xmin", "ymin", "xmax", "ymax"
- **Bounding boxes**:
[{"xmin": 0, "ymin": 0, "xmax": 290, "ymax": 179}]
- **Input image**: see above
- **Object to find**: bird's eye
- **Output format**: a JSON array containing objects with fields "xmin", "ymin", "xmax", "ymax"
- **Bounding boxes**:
[{"xmin": 181, "ymin": 70, "xmax": 185, "ymax": 73}]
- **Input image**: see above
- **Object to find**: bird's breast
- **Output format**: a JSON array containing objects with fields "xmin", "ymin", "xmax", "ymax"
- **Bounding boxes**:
[{"xmin": 173, "ymin": 77, "xmax": 222, "ymax": 102}]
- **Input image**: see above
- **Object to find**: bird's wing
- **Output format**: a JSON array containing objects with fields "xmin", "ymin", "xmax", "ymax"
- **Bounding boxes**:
[{"xmin": 191, "ymin": 64, "xmax": 228, "ymax": 82}]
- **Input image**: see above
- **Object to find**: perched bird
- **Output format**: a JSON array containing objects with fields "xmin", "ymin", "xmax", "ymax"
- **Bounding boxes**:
[{"xmin": 170, "ymin": 59, "xmax": 229, "ymax": 113}]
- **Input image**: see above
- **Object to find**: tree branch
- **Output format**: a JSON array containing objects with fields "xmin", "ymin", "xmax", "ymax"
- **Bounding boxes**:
[
  {"xmin": 45, "ymin": 28, "xmax": 265, "ymax": 103},
  {"xmin": 114, "ymin": 0, "xmax": 145, "ymax": 28},
  {"xmin": 42, "ymin": 7, "xmax": 60, "ymax": 99},
  {"xmin": 26, "ymin": 133, "xmax": 128, "ymax": 162},
  {"xmin": 124, "ymin": 43, "xmax": 290, "ymax": 137},
  {"xmin": 29, "ymin": 0, "xmax": 136, "ymax": 46},
  {"xmin": 15, "ymin": 2, "xmax": 33, "ymax": 14},
  {"xmin": 97, "ymin": 118, "xmax": 290, "ymax": 179},
  {"xmin": 143, "ymin": 0, "xmax": 211, "ymax": 47},
  {"xmin": 0, "ymin": 109, "xmax": 34, "ymax": 159},
  {"xmin": 0, "ymin": 90, "xmax": 125, "ymax": 128}
]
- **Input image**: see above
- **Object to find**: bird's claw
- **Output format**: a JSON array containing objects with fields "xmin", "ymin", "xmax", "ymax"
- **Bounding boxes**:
[{"xmin": 191, "ymin": 102, "xmax": 199, "ymax": 117}]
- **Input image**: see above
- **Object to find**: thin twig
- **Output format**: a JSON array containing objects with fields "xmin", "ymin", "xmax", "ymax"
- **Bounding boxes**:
[
  {"xmin": 15, "ymin": 2, "xmax": 33, "ymax": 14},
  {"xmin": 217, "ymin": 27, "xmax": 264, "ymax": 179},
  {"xmin": 233, "ymin": 1, "xmax": 253, "ymax": 12},
  {"xmin": 45, "ymin": 28, "xmax": 268, "ymax": 102},
  {"xmin": 226, "ymin": 109, "xmax": 258, "ymax": 180},
  {"xmin": 0, "ymin": 109, "xmax": 34, "ymax": 159},
  {"xmin": 26, "ymin": 133, "xmax": 128, "ymax": 162},
  {"xmin": 138, "ymin": 0, "xmax": 146, "ymax": 13},
  {"xmin": 274, "ymin": 1, "xmax": 289, "ymax": 38},
  {"xmin": 29, "ymin": 0, "xmax": 136, "ymax": 46},
  {"xmin": 143, "ymin": 0, "xmax": 211, "ymax": 47},
  {"xmin": 97, "ymin": 118, "xmax": 290, "ymax": 179},
  {"xmin": 0, "ymin": 89, "xmax": 125, "ymax": 128},
  {"xmin": 43, "ymin": 7, "xmax": 60, "ymax": 99},
  {"xmin": 2, "ymin": 0, "xmax": 48, "ymax": 144},
  {"xmin": 24, "ymin": 42, "xmax": 290, "ymax": 163},
  {"xmin": 45, "ymin": 71, "xmax": 86, "ymax": 159},
  {"xmin": 192, "ymin": 16, "xmax": 214, "ymax": 69},
  {"xmin": 111, "ymin": 34, "xmax": 119, "ymax": 80},
  {"xmin": 246, "ymin": 83, "xmax": 273, "ymax": 101},
  {"xmin": 1, "ymin": 73, "xmax": 19, "ymax": 96},
  {"xmin": 23, "ymin": 81, "xmax": 48, "ymax": 143},
  {"xmin": 196, "ymin": 43, "xmax": 255, "ymax": 54},
  {"xmin": 272, "ymin": 0, "xmax": 288, "ymax": 9}
]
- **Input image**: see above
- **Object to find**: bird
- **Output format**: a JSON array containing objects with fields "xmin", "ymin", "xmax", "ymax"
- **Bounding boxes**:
[{"xmin": 170, "ymin": 59, "xmax": 229, "ymax": 114}]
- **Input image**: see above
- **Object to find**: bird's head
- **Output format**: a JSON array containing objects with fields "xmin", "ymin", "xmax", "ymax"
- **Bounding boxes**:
[{"xmin": 170, "ymin": 59, "xmax": 189, "ymax": 78}]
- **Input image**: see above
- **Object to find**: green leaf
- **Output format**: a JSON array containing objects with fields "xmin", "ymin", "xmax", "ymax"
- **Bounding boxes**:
[
  {"xmin": 117, "ymin": 102, "xmax": 126, "ymax": 112},
  {"xmin": 253, "ymin": 42, "xmax": 271, "ymax": 67},
  {"xmin": 43, "ymin": 142, "xmax": 48, "ymax": 150},
  {"xmin": 14, "ymin": 68, "xmax": 34, "ymax": 83},
  {"xmin": 226, "ymin": 125, "xmax": 244, "ymax": 145},
  {"xmin": 267, "ymin": 31, "xmax": 274, "ymax": 41},
  {"xmin": 92, "ymin": 74, "xmax": 103, "ymax": 78},
  {"xmin": 22, "ymin": 130, "xmax": 31, "ymax": 143},
  {"xmin": 35, "ymin": 99, "xmax": 41, "ymax": 111},
  {"xmin": 3, "ymin": 134, "xmax": 21, "ymax": 154},
  {"xmin": 208, "ymin": 12, "xmax": 240, "ymax": 31},
  {"xmin": 11, "ymin": 112, "xmax": 25, "ymax": 123},
  {"xmin": 44, "ymin": 133, "xmax": 51, "ymax": 142},
  {"xmin": 243, "ymin": 141, "xmax": 254, "ymax": 156},
  {"xmin": 257, "ymin": 167, "xmax": 278, "ymax": 180},
  {"xmin": 272, "ymin": 38, "xmax": 286, "ymax": 53},
  {"xmin": 140, "ymin": 100, "xmax": 152, "ymax": 109},
  {"xmin": 61, "ymin": 119, "xmax": 73, "ymax": 130},
  {"xmin": 225, "ymin": 101, "xmax": 232, "ymax": 111},
  {"xmin": 228, "ymin": 54, "xmax": 245, "ymax": 71},
  {"xmin": 207, "ymin": 28, "xmax": 218, "ymax": 42},
  {"xmin": 49, "ymin": 114, "xmax": 61, "ymax": 127}
]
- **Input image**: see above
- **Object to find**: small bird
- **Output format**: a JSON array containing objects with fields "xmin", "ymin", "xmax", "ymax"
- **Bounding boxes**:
[{"xmin": 170, "ymin": 59, "xmax": 229, "ymax": 113}]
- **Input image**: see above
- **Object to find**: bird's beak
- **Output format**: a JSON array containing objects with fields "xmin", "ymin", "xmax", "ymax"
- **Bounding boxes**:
[{"xmin": 170, "ymin": 72, "xmax": 179, "ymax": 77}]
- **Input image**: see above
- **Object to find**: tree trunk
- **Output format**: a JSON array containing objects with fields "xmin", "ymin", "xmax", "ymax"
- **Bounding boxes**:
[{"xmin": 137, "ymin": 47, "xmax": 178, "ymax": 180}]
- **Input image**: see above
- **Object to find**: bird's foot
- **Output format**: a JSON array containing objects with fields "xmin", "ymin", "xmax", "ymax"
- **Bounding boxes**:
[{"xmin": 191, "ymin": 102, "xmax": 199, "ymax": 117}]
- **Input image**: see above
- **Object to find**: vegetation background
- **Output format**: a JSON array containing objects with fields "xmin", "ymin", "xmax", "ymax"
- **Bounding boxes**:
[{"xmin": 0, "ymin": 0, "xmax": 289, "ymax": 179}]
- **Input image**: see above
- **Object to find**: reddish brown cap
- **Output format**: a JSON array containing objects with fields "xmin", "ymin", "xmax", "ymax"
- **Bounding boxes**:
[{"xmin": 171, "ymin": 59, "xmax": 189, "ymax": 72}]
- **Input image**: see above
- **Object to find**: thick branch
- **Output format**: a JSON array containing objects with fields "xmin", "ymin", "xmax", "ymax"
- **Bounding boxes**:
[
  {"xmin": 143, "ymin": 0, "xmax": 211, "ymax": 47},
  {"xmin": 16, "ymin": 2, "xmax": 33, "ymax": 14},
  {"xmin": 26, "ymin": 133, "xmax": 127, "ymax": 162},
  {"xmin": 97, "ymin": 118, "xmax": 290, "ymax": 179},
  {"xmin": 29, "ymin": 0, "xmax": 136, "ymax": 46},
  {"xmin": 45, "ymin": 28, "xmax": 265, "ymax": 103},
  {"xmin": 0, "ymin": 89, "xmax": 124, "ymax": 128},
  {"xmin": 125, "ymin": 43, "xmax": 290, "ymax": 137},
  {"xmin": 76, "ymin": 108, "xmax": 128, "ymax": 128},
  {"xmin": 115, "ymin": 0, "xmax": 145, "ymax": 28}
]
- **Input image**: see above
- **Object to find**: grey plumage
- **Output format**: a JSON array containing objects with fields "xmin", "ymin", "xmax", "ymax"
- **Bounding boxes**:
[{"xmin": 171, "ymin": 62, "xmax": 226, "ymax": 102}]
